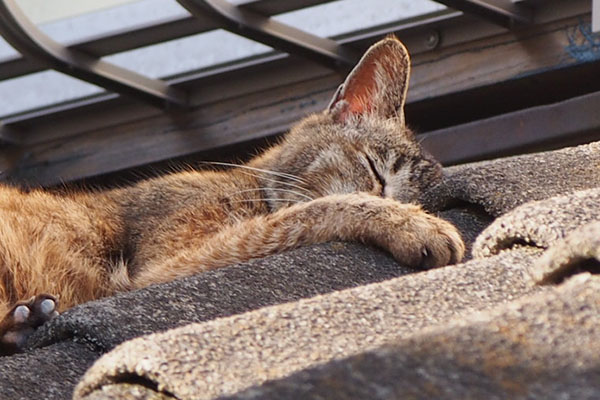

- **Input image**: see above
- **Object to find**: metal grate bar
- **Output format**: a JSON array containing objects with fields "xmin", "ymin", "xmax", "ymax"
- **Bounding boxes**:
[
  {"xmin": 0, "ymin": 0, "xmax": 188, "ymax": 109},
  {"xmin": 235, "ymin": 0, "xmax": 339, "ymax": 15},
  {"xmin": 176, "ymin": 0, "xmax": 360, "ymax": 71},
  {"xmin": 594, "ymin": 0, "xmax": 599, "ymax": 32},
  {"xmin": 0, "ymin": 0, "xmax": 339, "ymax": 82},
  {"xmin": 432, "ymin": 0, "xmax": 532, "ymax": 28},
  {"xmin": 422, "ymin": 90, "xmax": 600, "ymax": 165}
]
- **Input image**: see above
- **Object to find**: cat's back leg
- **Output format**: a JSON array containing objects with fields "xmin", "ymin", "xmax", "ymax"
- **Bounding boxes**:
[
  {"xmin": 0, "ymin": 205, "xmax": 110, "ymax": 308},
  {"xmin": 0, "ymin": 187, "xmax": 122, "ymax": 354}
]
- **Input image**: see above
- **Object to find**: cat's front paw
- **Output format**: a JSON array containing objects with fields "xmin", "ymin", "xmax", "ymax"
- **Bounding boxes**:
[
  {"xmin": 405, "ymin": 212, "xmax": 464, "ymax": 269},
  {"xmin": 377, "ymin": 203, "xmax": 465, "ymax": 269},
  {"xmin": 0, "ymin": 294, "xmax": 59, "ymax": 356}
]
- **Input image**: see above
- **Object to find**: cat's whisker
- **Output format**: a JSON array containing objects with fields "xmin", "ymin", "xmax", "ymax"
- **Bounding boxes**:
[
  {"xmin": 231, "ymin": 188, "xmax": 314, "ymax": 202},
  {"xmin": 230, "ymin": 198, "xmax": 303, "ymax": 206},
  {"xmin": 201, "ymin": 161, "xmax": 307, "ymax": 185},
  {"xmin": 236, "ymin": 170, "xmax": 313, "ymax": 195}
]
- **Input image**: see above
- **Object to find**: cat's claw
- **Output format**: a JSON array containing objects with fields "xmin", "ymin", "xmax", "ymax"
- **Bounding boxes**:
[
  {"xmin": 415, "ymin": 218, "xmax": 464, "ymax": 269},
  {"xmin": 419, "ymin": 246, "xmax": 436, "ymax": 270},
  {"xmin": 0, "ymin": 294, "xmax": 59, "ymax": 356}
]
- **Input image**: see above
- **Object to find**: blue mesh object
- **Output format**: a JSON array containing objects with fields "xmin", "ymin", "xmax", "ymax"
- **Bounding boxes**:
[{"xmin": 566, "ymin": 21, "xmax": 600, "ymax": 62}]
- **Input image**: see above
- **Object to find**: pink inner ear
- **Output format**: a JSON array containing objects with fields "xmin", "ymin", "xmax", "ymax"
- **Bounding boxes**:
[{"xmin": 344, "ymin": 60, "xmax": 379, "ymax": 116}]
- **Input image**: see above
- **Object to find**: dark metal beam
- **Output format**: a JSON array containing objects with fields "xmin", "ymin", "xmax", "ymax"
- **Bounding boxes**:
[
  {"xmin": 433, "ymin": 0, "xmax": 532, "ymax": 28},
  {"xmin": 421, "ymin": 90, "xmax": 600, "ymax": 165},
  {"xmin": 176, "ymin": 0, "xmax": 360, "ymax": 71},
  {"xmin": 0, "ymin": 0, "xmax": 188, "ymax": 108},
  {"xmin": 236, "ymin": 0, "xmax": 339, "ymax": 15}
]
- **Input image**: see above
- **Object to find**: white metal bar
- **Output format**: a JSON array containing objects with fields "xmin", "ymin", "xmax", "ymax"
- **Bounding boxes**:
[
  {"xmin": 432, "ymin": 0, "xmax": 532, "ymax": 28},
  {"xmin": 593, "ymin": 0, "xmax": 599, "ymax": 32}
]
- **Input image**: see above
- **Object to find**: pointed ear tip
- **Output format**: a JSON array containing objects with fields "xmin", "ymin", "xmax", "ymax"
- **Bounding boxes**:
[
  {"xmin": 378, "ymin": 35, "xmax": 410, "ymax": 56},
  {"xmin": 383, "ymin": 34, "xmax": 402, "ymax": 44}
]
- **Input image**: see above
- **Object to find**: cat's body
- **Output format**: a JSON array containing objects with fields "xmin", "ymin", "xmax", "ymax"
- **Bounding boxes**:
[{"xmin": 0, "ymin": 37, "xmax": 464, "ymax": 355}]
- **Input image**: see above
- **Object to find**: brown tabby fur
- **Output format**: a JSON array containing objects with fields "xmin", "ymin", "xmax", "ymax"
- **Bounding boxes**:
[{"xmin": 0, "ymin": 36, "xmax": 464, "ymax": 354}]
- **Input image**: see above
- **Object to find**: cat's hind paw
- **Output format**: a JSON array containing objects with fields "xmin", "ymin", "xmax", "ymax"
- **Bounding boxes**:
[{"xmin": 0, "ymin": 294, "xmax": 58, "ymax": 356}]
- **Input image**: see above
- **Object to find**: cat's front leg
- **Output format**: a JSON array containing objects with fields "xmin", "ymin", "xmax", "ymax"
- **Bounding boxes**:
[
  {"xmin": 288, "ymin": 193, "xmax": 465, "ymax": 269},
  {"xmin": 133, "ymin": 193, "xmax": 464, "ymax": 288},
  {"xmin": 0, "ymin": 294, "xmax": 59, "ymax": 356}
]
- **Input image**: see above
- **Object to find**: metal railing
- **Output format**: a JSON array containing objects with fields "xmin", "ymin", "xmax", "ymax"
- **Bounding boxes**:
[{"xmin": 0, "ymin": 0, "xmax": 531, "ymax": 111}]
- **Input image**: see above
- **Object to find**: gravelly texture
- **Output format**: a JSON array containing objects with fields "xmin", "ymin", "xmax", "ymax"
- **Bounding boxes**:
[
  {"xmin": 84, "ymin": 385, "xmax": 173, "ymax": 400},
  {"xmin": 74, "ymin": 248, "xmax": 541, "ymax": 400},
  {"xmin": 1, "ymin": 242, "xmax": 413, "ymax": 400},
  {"xmin": 222, "ymin": 274, "xmax": 600, "ymax": 400},
  {"xmin": 421, "ymin": 141, "xmax": 600, "ymax": 217},
  {"xmin": 530, "ymin": 220, "xmax": 600, "ymax": 284},
  {"xmin": 473, "ymin": 188, "xmax": 600, "ymax": 258},
  {"xmin": 438, "ymin": 206, "xmax": 493, "ymax": 260},
  {"xmin": 29, "ymin": 242, "xmax": 411, "ymax": 352},
  {"xmin": 0, "ymin": 341, "xmax": 99, "ymax": 400}
]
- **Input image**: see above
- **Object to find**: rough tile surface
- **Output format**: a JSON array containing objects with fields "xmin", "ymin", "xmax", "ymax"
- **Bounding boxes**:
[
  {"xmin": 223, "ymin": 274, "xmax": 600, "ymax": 400},
  {"xmin": 473, "ymin": 188, "xmax": 600, "ymax": 257},
  {"xmin": 74, "ymin": 249, "xmax": 541, "ymax": 400},
  {"xmin": 530, "ymin": 220, "xmax": 600, "ymax": 284},
  {"xmin": 421, "ymin": 141, "xmax": 600, "ymax": 216},
  {"xmin": 7, "ymin": 242, "xmax": 414, "ymax": 400},
  {"xmin": 30, "ymin": 242, "xmax": 412, "ymax": 352},
  {"xmin": 0, "ymin": 341, "xmax": 99, "ymax": 400}
]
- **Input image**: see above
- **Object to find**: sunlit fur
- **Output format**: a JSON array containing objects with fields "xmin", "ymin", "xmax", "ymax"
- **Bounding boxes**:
[
  {"xmin": 256, "ymin": 113, "xmax": 443, "ymax": 207},
  {"xmin": 0, "ymin": 37, "xmax": 464, "ymax": 351}
]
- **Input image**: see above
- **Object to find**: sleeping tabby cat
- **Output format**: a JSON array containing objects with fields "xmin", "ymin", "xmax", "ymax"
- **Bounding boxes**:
[{"xmin": 0, "ymin": 36, "xmax": 464, "ymax": 355}]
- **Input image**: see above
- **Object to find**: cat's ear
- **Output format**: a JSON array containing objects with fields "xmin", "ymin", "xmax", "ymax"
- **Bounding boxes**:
[{"xmin": 328, "ymin": 35, "xmax": 411, "ymax": 124}]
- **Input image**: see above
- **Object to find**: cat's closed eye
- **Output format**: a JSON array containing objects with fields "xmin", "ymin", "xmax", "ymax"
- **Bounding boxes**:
[{"xmin": 364, "ymin": 154, "xmax": 386, "ymax": 197}]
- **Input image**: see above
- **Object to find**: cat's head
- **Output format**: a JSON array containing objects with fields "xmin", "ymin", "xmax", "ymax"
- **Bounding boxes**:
[{"xmin": 257, "ymin": 36, "xmax": 442, "ymax": 209}]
